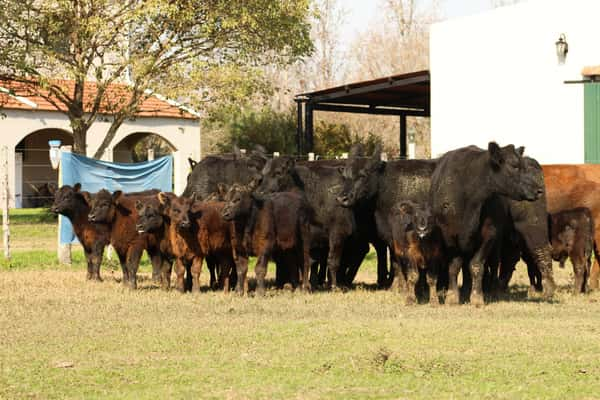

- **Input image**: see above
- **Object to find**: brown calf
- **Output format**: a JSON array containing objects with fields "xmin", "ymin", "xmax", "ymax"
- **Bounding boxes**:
[
  {"xmin": 391, "ymin": 201, "xmax": 446, "ymax": 305},
  {"xmin": 51, "ymin": 183, "xmax": 111, "ymax": 281},
  {"xmin": 549, "ymin": 207, "xmax": 594, "ymax": 293},
  {"xmin": 87, "ymin": 189, "xmax": 169, "ymax": 289},
  {"xmin": 543, "ymin": 165, "xmax": 600, "ymax": 289},
  {"xmin": 156, "ymin": 193, "xmax": 236, "ymax": 293},
  {"xmin": 221, "ymin": 184, "xmax": 312, "ymax": 296}
]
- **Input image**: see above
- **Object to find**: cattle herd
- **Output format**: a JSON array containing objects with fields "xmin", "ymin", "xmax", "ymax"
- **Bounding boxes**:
[{"xmin": 50, "ymin": 142, "xmax": 600, "ymax": 305}]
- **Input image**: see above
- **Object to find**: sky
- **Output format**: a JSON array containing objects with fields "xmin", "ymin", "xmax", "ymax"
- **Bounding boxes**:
[{"xmin": 340, "ymin": 0, "xmax": 494, "ymax": 44}]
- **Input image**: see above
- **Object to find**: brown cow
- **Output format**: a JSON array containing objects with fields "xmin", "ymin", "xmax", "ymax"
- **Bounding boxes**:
[
  {"xmin": 50, "ymin": 183, "xmax": 111, "ymax": 281},
  {"xmin": 221, "ymin": 184, "xmax": 312, "ymax": 296},
  {"xmin": 87, "ymin": 189, "xmax": 169, "ymax": 289},
  {"xmin": 156, "ymin": 193, "xmax": 236, "ymax": 293},
  {"xmin": 543, "ymin": 165, "xmax": 600, "ymax": 289}
]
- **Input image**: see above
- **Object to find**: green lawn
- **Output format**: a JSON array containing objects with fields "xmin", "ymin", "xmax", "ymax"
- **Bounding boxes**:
[{"xmin": 1, "ymin": 209, "xmax": 600, "ymax": 399}]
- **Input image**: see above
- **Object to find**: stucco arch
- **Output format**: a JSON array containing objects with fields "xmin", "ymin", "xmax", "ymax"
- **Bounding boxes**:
[
  {"xmin": 15, "ymin": 128, "xmax": 73, "ymax": 207},
  {"xmin": 112, "ymin": 131, "xmax": 177, "ymax": 163}
]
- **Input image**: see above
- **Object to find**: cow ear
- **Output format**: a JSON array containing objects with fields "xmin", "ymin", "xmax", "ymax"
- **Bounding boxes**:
[
  {"xmin": 158, "ymin": 192, "xmax": 170, "ymax": 207},
  {"xmin": 112, "ymin": 190, "xmax": 123, "ymax": 204},
  {"xmin": 73, "ymin": 183, "xmax": 81, "ymax": 193},
  {"xmin": 188, "ymin": 158, "xmax": 197, "ymax": 170},
  {"xmin": 488, "ymin": 142, "xmax": 504, "ymax": 168},
  {"xmin": 516, "ymin": 146, "xmax": 525, "ymax": 157},
  {"xmin": 81, "ymin": 191, "xmax": 92, "ymax": 205},
  {"xmin": 135, "ymin": 200, "xmax": 143, "ymax": 211}
]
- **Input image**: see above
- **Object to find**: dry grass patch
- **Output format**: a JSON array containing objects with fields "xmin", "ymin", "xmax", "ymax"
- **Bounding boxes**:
[{"xmin": 2, "ymin": 262, "xmax": 600, "ymax": 399}]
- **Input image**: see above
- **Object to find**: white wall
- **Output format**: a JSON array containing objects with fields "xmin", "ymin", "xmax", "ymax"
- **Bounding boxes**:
[
  {"xmin": 430, "ymin": 0, "xmax": 600, "ymax": 163},
  {"xmin": 0, "ymin": 109, "xmax": 201, "ymax": 206}
]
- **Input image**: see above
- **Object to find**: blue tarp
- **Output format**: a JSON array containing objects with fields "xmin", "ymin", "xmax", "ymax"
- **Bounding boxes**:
[{"xmin": 59, "ymin": 152, "xmax": 173, "ymax": 244}]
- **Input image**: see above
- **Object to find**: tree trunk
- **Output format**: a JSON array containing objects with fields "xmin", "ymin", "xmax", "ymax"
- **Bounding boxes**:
[{"xmin": 72, "ymin": 125, "xmax": 87, "ymax": 155}]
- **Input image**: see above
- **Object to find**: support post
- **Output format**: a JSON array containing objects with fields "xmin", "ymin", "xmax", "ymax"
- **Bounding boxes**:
[
  {"xmin": 2, "ymin": 146, "xmax": 10, "ymax": 260},
  {"xmin": 58, "ymin": 146, "xmax": 72, "ymax": 265},
  {"xmin": 305, "ymin": 102, "xmax": 314, "ymax": 153},
  {"xmin": 399, "ymin": 113, "xmax": 407, "ymax": 159},
  {"xmin": 296, "ymin": 100, "xmax": 303, "ymax": 155}
]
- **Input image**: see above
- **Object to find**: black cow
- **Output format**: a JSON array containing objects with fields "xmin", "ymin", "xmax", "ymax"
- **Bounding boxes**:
[
  {"xmin": 254, "ymin": 156, "xmax": 368, "ymax": 290},
  {"xmin": 182, "ymin": 146, "xmax": 267, "ymax": 198},
  {"xmin": 429, "ymin": 143, "xmax": 548, "ymax": 305},
  {"xmin": 337, "ymin": 146, "xmax": 438, "ymax": 293}
]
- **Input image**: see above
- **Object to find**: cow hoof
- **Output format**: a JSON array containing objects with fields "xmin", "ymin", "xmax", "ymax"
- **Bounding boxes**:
[
  {"xmin": 405, "ymin": 296, "xmax": 416, "ymax": 306},
  {"xmin": 470, "ymin": 293, "xmax": 484, "ymax": 306},
  {"xmin": 445, "ymin": 292, "xmax": 459, "ymax": 305},
  {"xmin": 256, "ymin": 287, "xmax": 266, "ymax": 297}
]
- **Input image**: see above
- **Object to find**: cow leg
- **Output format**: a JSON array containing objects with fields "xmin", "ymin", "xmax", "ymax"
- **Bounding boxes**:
[
  {"xmin": 405, "ymin": 259, "xmax": 419, "ymax": 305},
  {"xmin": 590, "ymin": 240, "xmax": 600, "ymax": 290},
  {"xmin": 125, "ymin": 249, "xmax": 143, "ymax": 290},
  {"xmin": 446, "ymin": 257, "xmax": 462, "ymax": 305},
  {"xmin": 301, "ymin": 223, "xmax": 312, "ymax": 292},
  {"xmin": 149, "ymin": 250, "xmax": 163, "ymax": 285},
  {"xmin": 174, "ymin": 258, "xmax": 186, "ymax": 293},
  {"xmin": 572, "ymin": 253, "xmax": 586, "ymax": 294},
  {"xmin": 469, "ymin": 241, "xmax": 496, "ymax": 306},
  {"xmin": 91, "ymin": 242, "xmax": 105, "ymax": 281},
  {"xmin": 255, "ymin": 254, "xmax": 269, "ymax": 296},
  {"xmin": 390, "ymin": 256, "xmax": 407, "ymax": 293},
  {"xmin": 190, "ymin": 257, "xmax": 203, "ymax": 294},
  {"xmin": 235, "ymin": 255, "xmax": 249, "ymax": 296},
  {"xmin": 374, "ymin": 240, "xmax": 389, "ymax": 288},
  {"xmin": 84, "ymin": 249, "xmax": 94, "ymax": 280},
  {"xmin": 206, "ymin": 256, "xmax": 218, "ymax": 290},
  {"xmin": 160, "ymin": 259, "xmax": 172, "ymax": 290},
  {"xmin": 327, "ymin": 237, "xmax": 344, "ymax": 290},
  {"xmin": 151, "ymin": 256, "xmax": 161, "ymax": 284},
  {"xmin": 343, "ymin": 239, "xmax": 370, "ymax": 286},
  {"xmin": 116, "ymin": 251, "xmax": 128, "ymax": 286},
  {"xmin": 426, "ymin": 261, "xmax": 440, "ymax": 306},
  {"xmin": 220, "ymin": 259, "xmax": 232, "ymax": 294},
  {"xmin": 521, "ymin": 247, "xmax": 543, "ymax": 295}
]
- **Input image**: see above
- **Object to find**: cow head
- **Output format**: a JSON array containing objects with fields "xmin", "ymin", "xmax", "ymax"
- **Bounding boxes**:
[
  {"xmin": 88, "ymin": 189, "xmax": 120, "ymax": 223},
  {"xmin": 50, "ymin": 183, "xmax": 83, "ymax": 215},
  {"xmin": 487, "ymin": 142, "xmax": 543, "ymax": 201},
  {"xmin": 221, "ymin": 184, "xmax": 254, "ymax": 221},
  {"xmin": 395, "ymin": 201, "xmax": 436, "ymax": 239},
  {"xmin": 158, "ymin": 192, "xmax": 193, "ymax": 231},
  {"xmin": 135, "ymin": 200, "xmax": 164, "ymax": 234},
  {"xmin": 337, "ymin": 144, "xmax": 383, "ymax": 208},
  {"xmin": 254, "ymin": 156, "xmax": 299, "ymax": 199}
]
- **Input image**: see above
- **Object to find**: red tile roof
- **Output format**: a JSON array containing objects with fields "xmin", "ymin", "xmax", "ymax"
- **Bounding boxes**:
[{"xmin": 0, "ymin": 78, "xmax": 198, "ymax": 119}]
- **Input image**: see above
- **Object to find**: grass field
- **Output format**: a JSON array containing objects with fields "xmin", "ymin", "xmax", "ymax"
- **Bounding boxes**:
[{"xmin": 2, "ymin": 209, "xmax": 600, "ymax": 399}]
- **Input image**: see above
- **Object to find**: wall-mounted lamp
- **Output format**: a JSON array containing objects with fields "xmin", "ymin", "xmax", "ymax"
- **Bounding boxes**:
[
  {"xmin": 555, "ymin": 33, "xmax": 568, "ymax": 65},
  {"xmin": 48, "ymin": 140, "xmax": 61, "ymax": 170}
]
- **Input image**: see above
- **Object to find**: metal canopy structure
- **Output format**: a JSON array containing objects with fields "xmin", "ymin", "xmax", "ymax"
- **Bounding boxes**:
[{"xmin": 294, "ymin": 70, "xmax": 430, "ymax": 158}]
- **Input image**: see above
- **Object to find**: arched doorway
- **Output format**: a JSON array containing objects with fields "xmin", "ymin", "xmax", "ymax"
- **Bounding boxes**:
[
  {"xmin": 15, "ymin": 128, "xmax": 73, "ymax": 208},
  {"xmin": 112, "ymin": 132, "xmax": 177, "ymax": 163}
]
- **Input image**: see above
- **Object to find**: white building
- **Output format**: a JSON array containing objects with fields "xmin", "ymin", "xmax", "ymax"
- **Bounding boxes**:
[
  {"xmin": 430, "ymin": 0, "xmax": 600, "ymax": 163},
  {"xmin": 0, "ymin": 79, "xmax": 201, "ymax": 207}
]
